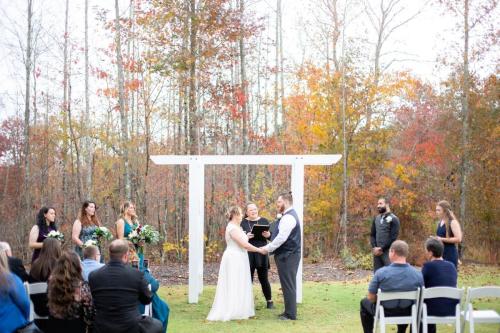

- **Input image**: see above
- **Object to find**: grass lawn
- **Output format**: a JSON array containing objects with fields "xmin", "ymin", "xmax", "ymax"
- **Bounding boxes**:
[{"xmin": 158, "ymin": 265, "xmax": 500, "ymax": 333}]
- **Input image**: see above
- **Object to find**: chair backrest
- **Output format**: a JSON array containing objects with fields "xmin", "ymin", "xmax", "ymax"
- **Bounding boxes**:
[
  {"xmin": 378, "ymin": 288, "xmax": 420, "ymax": 302},
  {"xmin": 468, "ymin": 286, "xmax": 500, "ymax": 300},
  {"xmin": 27, "ymin": 282, "xmax": 48, "ymax": 295},
  {"xmin": 422, "ymin": 287, "xmax": 464, "ymax": 301}
]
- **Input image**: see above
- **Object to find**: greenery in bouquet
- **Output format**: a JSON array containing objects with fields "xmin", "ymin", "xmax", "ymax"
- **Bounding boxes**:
[
  {"xmin": 46, "ymin": 230, "xmax": 64, "ymax": 242},
  {"xmin": 94, "ymin": 226, "xmax": 113, "ymax": 241},
  {"xmin": 127, "ymin": 224, "xmax": 160, "ymax": 245}
]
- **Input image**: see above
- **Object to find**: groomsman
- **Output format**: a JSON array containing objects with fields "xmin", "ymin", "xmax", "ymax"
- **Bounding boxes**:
[
  {"xmin": 261, "ymin": 192, "xmax": 301, "ymax": 320},
  {"xmin": 370, "ymin": 197, "xmax": 400, "ymax": 272}
]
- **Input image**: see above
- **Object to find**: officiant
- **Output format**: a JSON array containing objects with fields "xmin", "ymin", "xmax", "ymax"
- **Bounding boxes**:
[{"xmin": 241, "ymin": 203, "xmax": 274, "ymax": 309}]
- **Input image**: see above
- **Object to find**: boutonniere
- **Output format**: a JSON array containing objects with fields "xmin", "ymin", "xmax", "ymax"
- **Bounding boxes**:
[
  {"xmin": 386, "ymin": 216, "xmax": 393, "ymax": 223},
  {"xmin": 276, "ymin": 213, "xmax": 283, "ymax": 219}
]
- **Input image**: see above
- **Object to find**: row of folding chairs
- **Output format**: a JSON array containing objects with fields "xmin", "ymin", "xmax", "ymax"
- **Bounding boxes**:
[
  {"xmin": 374, "ymin": 286, "xmax": 500, "ymax": 333},
  {"xmin": 23, "ymin": 282, "xmax": 153, "ymax": 321}
]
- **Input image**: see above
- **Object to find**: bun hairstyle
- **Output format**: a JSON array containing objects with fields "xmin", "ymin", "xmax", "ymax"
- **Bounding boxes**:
[
  {"xmin": 278, "ymin": 191, "xmax": 293, "ymax": 204},
  {"xmin": 437, "ymin": 200, "xmax": 458, "ymax": 238},
  {"xmin": 226, "ymin": 206, "xmax": 242, "ymax": 221}
]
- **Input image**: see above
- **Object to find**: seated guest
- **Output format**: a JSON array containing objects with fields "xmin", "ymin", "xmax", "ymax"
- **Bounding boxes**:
[
  {"xmin": 47, "ymin": 250, "xmax": 94, "ymax": 333},
  {"xmin": 0, "ymin": 250, "xmax": 30, "ymax": 333},
  {"xmin": 28, "ymin": 237, "xmax": 62, "ymax": 332},
  {"xmin": 0, "ymin": 241, "xmax": 29, "ymax": 282},
  {"xmin": 128, "ymin": 244, "xmax": 170, "ymax": 332},
  {"xmin": 82, "ymin": 245, "xmax": 104, "ymax": 281},
  {"xmin": 422, "ymin": 238, "xmax": 458, "ymax": 333},
  {"xmin": 360, "ymin": 240, "xmax": 423, "ymax": 333},
  {"xmin": 89, "ymin": 239, "xmax": 158, "ymax": 333}
]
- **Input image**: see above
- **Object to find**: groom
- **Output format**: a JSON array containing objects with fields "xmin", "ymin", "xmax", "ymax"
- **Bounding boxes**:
[{"xmin": 260, "ymin": 191, "xmax": 301, "ymax": 320}]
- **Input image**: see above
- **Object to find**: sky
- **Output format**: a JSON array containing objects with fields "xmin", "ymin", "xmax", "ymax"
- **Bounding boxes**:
[{"xmin": 0, "ymin": 0, "xmax": 497, "ymax": 120}]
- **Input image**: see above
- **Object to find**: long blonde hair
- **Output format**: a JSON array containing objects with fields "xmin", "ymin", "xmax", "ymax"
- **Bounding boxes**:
[
  {"xmin": 120, "ymin": 201, "xmax": 137, "ymax": 222},
  {"xmin": 437, "ymin": 200, "xmax": 458, "ymax": 238}
]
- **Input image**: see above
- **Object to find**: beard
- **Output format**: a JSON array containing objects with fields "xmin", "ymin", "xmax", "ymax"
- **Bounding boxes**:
[
  {"xmin": 278, "ymin": 204, "xmax": 285, "ymax": 213},
  {"xmin": 377, "ymin": 206, "xmax": 387, "ymax": 214}
]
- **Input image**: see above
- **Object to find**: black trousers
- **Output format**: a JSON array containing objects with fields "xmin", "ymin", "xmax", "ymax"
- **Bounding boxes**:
[
  {"xmin": 360, "ymin": 297, "xmax": 412, "ymax": 333},
  {"xmin": 250, "ymin": 265, "xmax": 272, "ymax": 301},
  {"xmin": 275, "ymin": 252, "xmax": 300, "ymax": 320},
  {"xmin": 373, "ymin": 250, "xmax": 390, "ymax": 272}
]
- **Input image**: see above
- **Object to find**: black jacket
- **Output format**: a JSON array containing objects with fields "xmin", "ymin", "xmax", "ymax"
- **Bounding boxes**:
[
  {"xmin": 89, "ymin": 260, "xmax": 153, "ymax": 333},
  {"xmin": 8, "ymin": 256, "xmax": 29, "ymax": 282}
]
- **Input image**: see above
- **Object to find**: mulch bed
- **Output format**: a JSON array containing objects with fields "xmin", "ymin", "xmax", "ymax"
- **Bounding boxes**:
[{"xmin": 149, "ymin": 259, "xmax": 371, "ymax": 285}]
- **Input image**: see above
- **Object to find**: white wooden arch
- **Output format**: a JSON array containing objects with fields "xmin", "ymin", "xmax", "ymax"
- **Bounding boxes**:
[{"xmin": 151, "ymin": 154, "xmax": 342, "ymax": 303}]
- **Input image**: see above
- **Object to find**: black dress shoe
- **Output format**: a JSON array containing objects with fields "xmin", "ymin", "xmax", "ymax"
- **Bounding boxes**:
[
  {"xmin": 266, "ymin": 301, "xmax": 275, "ymax": 309},
  {"xmin": 278, "ymin": 314, "xmax": 291, "ymax": 321}
]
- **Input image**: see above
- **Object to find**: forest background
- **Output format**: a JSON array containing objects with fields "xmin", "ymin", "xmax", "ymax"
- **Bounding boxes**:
[{"xmin": 0, "ymin": 0, "xmax": 498, "ymax": 266}]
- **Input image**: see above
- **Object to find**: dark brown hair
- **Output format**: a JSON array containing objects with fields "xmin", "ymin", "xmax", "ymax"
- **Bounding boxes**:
[
  {"xmin": 278, "ymin": 191, "xmax": 293, "ymax": 204},
  {"xmin": 30, "ymin": 238, "xmax": 62, "ymax": 282},
  {"xmin": 48, "ymin": 251, "xmax": 83, "ymax": 318},
  {"xmin": 78, "ymin": 200, "xmax": 101, "ymax": 228}
]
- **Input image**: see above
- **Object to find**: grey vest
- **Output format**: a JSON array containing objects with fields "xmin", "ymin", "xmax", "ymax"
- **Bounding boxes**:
[
  {"xmin": 374, "ymin": 213, "xmax": 397, "ymax": 250},
  {"xmin": 271, "ymin": 208, "xmax": 301, "ymax": 256}
]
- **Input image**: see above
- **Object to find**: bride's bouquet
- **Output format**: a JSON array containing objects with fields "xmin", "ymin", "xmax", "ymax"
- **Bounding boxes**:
[{"xmin": 46, "ymin": 230, "xmax": 64, "ymax": 242}]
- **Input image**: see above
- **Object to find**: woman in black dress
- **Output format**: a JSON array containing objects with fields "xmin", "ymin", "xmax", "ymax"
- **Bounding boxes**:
[
  {"xmin": 29, "ymin": 207, "xmax": 57, "ymax": 262},
  {"xmin": 241, "ymin": 203, "xmax": 274, "ymax": 309}
]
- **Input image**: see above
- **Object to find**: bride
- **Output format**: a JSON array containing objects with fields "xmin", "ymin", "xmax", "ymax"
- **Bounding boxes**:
[{"xmin": 207, "ymin": 206, "xmax": 266, "ymax": 321}]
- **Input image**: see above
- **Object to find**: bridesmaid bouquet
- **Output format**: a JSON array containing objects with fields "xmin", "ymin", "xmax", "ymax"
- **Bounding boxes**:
[
  {"xmin": 93, "ymin": 226, "xmax": 113, "ymax": 241},
  {"xmin": 46, "ymin": 230, "xmax": 64, "ymax": 242},
  {"xmin": 83, "ymin": 239, "xmax": 98, "ymax": 248},
  {"xmin": 128, "ymin": 224, "xmax": 160, "ymax": 245}
]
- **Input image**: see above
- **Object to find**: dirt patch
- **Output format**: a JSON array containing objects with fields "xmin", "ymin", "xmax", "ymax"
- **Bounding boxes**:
[{"xmin": 149, "ymin": 258, "xmax": 371, "ymax": 285}]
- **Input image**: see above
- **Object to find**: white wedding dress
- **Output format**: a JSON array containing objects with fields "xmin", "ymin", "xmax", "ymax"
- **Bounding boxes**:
[{"xmin": 207, "ymin": 223, "xmax": 255, "ymax": 321}]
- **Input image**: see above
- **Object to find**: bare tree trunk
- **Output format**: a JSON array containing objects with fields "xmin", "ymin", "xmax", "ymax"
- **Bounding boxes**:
[
  {"xmin": 67, "ymin": 51, "xmax": 83, "ymax": 203},
  {"xmin": 340, "ymin": 2, "xmax": 348, "ymax": 252},
  {"xmin": 239, "ymin": 0, "xmax": 249, "ymax": 201},
  {"xmin": 84, "ymin": 0, "xmax": 92, "ymax": 198},
  {"xmin": 188, "ymin": 0, "xmax": 199, "ymax": 155},
  {"xmin": 273, "ymin": 0, "xmax": 281, "ymax": 134},
  {"xmin": 459, "ymin": 0, "xmax": 470, "ymax": 257},
  {"xmin": 61, "ymin": 0, "xmax": 70, "ymax": 223},
  {"xmin": 115, "ymin": 0, "xmax": 131, "ymax": 199},
  {"xmin": 22, "ymin": 1, "xmax": 33, "ymax": 246}
]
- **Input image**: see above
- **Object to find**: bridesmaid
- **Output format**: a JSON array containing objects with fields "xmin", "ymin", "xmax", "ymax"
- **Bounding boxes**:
[
  {"xmin": 241, "ymin": 203, "xmax": 274, "ymax": 309},
  {"xmin": 434, "ymin": 200, "xmax": 462, "ymax": 268},
  {"xmin": 72, "ymin": 200, "xmax": 101, "ymax": 259},
  {"xmin": 29, "ymin": 207, "xmax": 57, "ymax": 262},
  {"xmin": 115, "ymin": 201, "xmax": 143, "ymax": 268}
]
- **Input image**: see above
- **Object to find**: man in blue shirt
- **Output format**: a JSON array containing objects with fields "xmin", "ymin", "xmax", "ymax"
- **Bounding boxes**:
[
  {"xmin": 82, "ymin": 245, "xmax": 104, "ymax": 281},
  {"xmin": 422, "ymin": 238, "xmax": 458, "ymax": 333},
  {"xmin": 360, "ymin": 240, "xmax": 423, "ymax": 333}
]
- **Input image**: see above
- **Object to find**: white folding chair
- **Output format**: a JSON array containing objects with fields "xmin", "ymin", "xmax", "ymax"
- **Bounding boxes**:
[
  {"xmin": 419, "ymin": 287, "xmax": 464, "ymax": 333},
  {"xmin": 143, "ymin": 284, "xmax": 153, "ymax": 316},
  {"xmin": 462, "ymin": 286, "xmax": 500, "ymax": 333},
  {"xmin": 373, "ymin": 288, "xmax": 420, "ymax": 333},
  {"xmin": 24, "ymin": 282, "xmax": 48, "ymax": 321}
]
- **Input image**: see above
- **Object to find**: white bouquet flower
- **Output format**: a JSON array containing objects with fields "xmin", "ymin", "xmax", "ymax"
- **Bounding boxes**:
[
  {"xmin": 83, "ymin": 239, "xmax": 98, "ymax": 247},
  {"xmin": 46, "ymin": 230, "xmax": 64, "ymax": 241},
  {"xmin": 94, "ymin": 226, "xmax": 113, "ymax": 241}
]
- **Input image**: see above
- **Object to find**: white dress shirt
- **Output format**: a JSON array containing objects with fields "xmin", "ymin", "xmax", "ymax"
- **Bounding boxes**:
[{"xmin": 264, "ymin": 207, "xmax": 298, "ymax": 253}]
